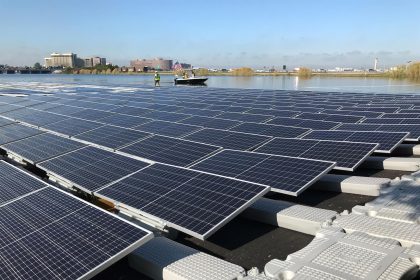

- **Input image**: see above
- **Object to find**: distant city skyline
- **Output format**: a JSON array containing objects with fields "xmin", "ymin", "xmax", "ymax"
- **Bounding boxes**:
[{"xmin": 1, "ymin": 0, "xmax": 419, "ymax": 68}]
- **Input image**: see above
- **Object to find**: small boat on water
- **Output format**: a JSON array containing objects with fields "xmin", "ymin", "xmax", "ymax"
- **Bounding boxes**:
[{"xmin": 174, "ymin": 77, "xmax": 208, "ymax": 85}]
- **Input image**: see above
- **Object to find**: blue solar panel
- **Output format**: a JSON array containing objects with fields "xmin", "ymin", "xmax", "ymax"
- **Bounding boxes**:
[
  {"xmin": 119, "ymin": 135, "xmax": 221, "ymax": 166},
  {"xmin": 0, "ymin": 186, "xmax": 152, "ymax": 280},
  {"xmin": 96, "ymin": 163, "xmax": 269, "ymax": 239},
  {"xmin": 268, "ymin": 117, "xmax": 340, "ymax": 130},
  {"xmin": 184, "ymin": 128, "xmax": 271, "ymax": 150},
  {"xmin": 0, "ymin": 117, "xmax": 15, "ymax": 127},
  {"xmin": 192, "ymin": 149, "xmax": 335, "ymax": 196},
  {"xmin": 255, "ymin": 138, "xmax": 378, "ymax": 171},
  {"xmin": 179, "ymin": 116, "xmax": 241, "ymax": 129},
  {"xmin": 246, "ymin": 108, "xmax": 300, "ymax": 118},
  {"xmin": 69, "ymin": 108, "xmax": 115, "ymax": 121},
  {"xmin": 74, "ymin": 125, "xmax": 151, "ymax": 150},
  {"xmin": 216, "ymin": 112, "xmax": 274, "ymax": 123},
  {"xmin": 98, "ymin": 113, "xmax": 153, "ymax": 128},
  {"xmin": 111, "ymin": 106, "xmax": 154, "ymax": 116},
  {"xmin": 0, "ymin": 123, "xmax": 45, "ymax": 145},
  {"xmin": 336, "ymin": 123, "xmax": 420, "ymax": 141},
  {"xmin": 1, "ymin": 133, "xmax": 87, "ymax": 164},
  {"xmin": 38, "ymin": 146, "xmax": 151, "ymax": 192},
  {"xmin": 135, "ymin": 120, "xmax": 202, "ymax": 137},
  {"xmin": 176, "ymin": 107, "xmax": 223, "ymax": 117},
  {"xmin": 142, "ymin": 110, "xmax": 191, "ymax": 122},
  {"xmin": 380, "ymin": 113, "xmax": 420, "ymax": 119},
  {"xmin": 302, "ymin": 130, "xmax": 408, "ymax": 153},
  {"xmin": 43, "ymin": 118, "xmax": 103, "ymax": 136},
  {"xmin": 296, "ymin": 112, "xmax": 364, "ymax": 123},
  {"xmin": 0, "ymin": 161, "xmax": 46, "ymax": 205},
  {"xmin": 321, "ymin": 109, "xmax": 383, "ymax": 118},
  {"xmin": 229, "ymin": 122, "xmax": 310, "ymax": 138}
]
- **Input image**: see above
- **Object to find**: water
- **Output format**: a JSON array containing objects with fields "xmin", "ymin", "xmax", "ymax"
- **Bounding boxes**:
[{"xmin": 1, "ymin": 74, "xmax": 420, "ymax": 94}]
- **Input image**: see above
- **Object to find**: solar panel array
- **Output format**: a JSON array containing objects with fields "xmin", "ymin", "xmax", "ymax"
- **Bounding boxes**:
[
  {"xmin": 1, "ymin": 82, "xmax": 420, "ymax": 242},
  {"xmin": 0, "ymin": 161, "xmax": 152, "ymax": 280}
]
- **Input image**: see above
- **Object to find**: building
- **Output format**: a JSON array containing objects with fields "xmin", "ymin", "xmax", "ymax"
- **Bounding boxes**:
[
  {"xmin": 44, "ymin": 53, "xmax": 107, "ymax": 68},
  {"xmin": 44, "ymin": 53, "xmax": 77, "ymax": 68},
  {"xmin": 130, "ymin": 58, "xmax": 173, "ymax": 71}
]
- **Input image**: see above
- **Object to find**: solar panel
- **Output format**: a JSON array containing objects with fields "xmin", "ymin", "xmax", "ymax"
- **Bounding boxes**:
[
  {"xmin": 255, "ymin": 138, "xmax": 378, "ymax": 171},
  {"xmin": 184, "ymin": 128, "xmax": 271, "ymax": 150},
  {"xmin": 216, "ymin": 112, "xmax": 274, "ymax": 123},
  {"xmin": 0, "ymin": 186, "xmax": 152, "ymax": 280},
  {"xmin": 74, "ymin": 125, "xmax": 151, "ymax": 150},
  {"xmin": 0, "ymin": 161, "xmax": 46, "ymax": 205},
  {"xmin": 361, "ymin": 118, "xmax": 405, "ymax": 124},
  {"xmin": 342, "ymin": 106, "xmax": 399, "ymax": 113},
  {"xmin": 295, "ymin": 112, "xmax": 364, "ymax": 123},
  {"xmin": 229, "ymin": 122, "xmax": 310, "ymax": 138},
  {"xmin": 69, "ymin": 108, "xmax": 115, "ymax": 121},
  {"xmin": 179, "ymin": 115, "xmax": 242, "ymax": 129},
  {"xmin": 0, "ymin": 103, "xmax": 23, "ymax": 113},
  {"xmin": 302, "ymin": 130, "xmax": 408, "ymax": 153},
  {"xmin": 1, "ymin": 133, "xmax": 86, "ymax": 164},
  {"xmin": 0, "ymin": 117, "xmax": 15, "ymax": 127},
  {"xmin": 119, "ymin": 135, "xmax": 221, "ymax": 167},
  {"xmin": 380, "ymin": 113, "xmax": 420, "ymax": 119},
  {"xmin": 111, "ymin": 106, "xmax": 154, "ymax": 116},
  {"xmin": 246, "ymin": 108, "xmax": 300, "ymax": 118},
  {"xmin": 0, "ymin": 123, "xmax": 45, "ymax": 145},
  {"xmin": 336, "ymin": 123, "xmax": 420, "ymax": 141},
  {"xmin": 176, "ymin": 107, "xmax": 223, "ymax": 117},
  {"xmin": 96, "ymin": 163, "xmax": 269, "ymax": 239},
  {"xmin": 47, "ymin": 104, "xmax": 87, "ymax": 116},
  {"xmin": 98, "ymin": 113, "xmax": 153, "ymax": 128},
  {"xmin": 135, "ymin": 120, "xmax": 202, "ymax": 137},
  {"xmin": 268, "ymin": 117, "xmax": 340, "ymax": 130},
  {"xmin": 191, "ymin": 149, "xmax": 335, "ymax": 196},
  {"xmin": 142, "ymin": 110, "xmax": 191, "ymax": 122},
  {"xmin": 321, "ymin": 109, "xmax": 383, "ymax": 118},
  {"xmin": 38, "ymin": 146, "xmax": 151, "ymax": 193},
  {"xmin": 43, "ymin": 117, "xmax": 103, "ymax": 136}
]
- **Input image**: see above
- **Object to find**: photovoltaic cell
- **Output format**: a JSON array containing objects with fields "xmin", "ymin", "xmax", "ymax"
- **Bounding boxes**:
[
  {"xmin": 229, "ymin": 122, "xmax": 310, "ymax": 138},
  {"xmin": 179, "ymin": 116, "xmax": 241, "ymax": 129},
  {"xmin": 96, "ymin": 163, "xmax": 269, "ymax": 239},
  {"xmin": 184, "ymin": 128, "xmax": 271, "ymax": 150},
  {"xmin": 1, "ymin": 133, "xmax": 86, "ymax": 164},
  {"xmin": 267, "ymin": 117, "xmax": 340, "ymax": 130},
  {"xmin": 255, "ymin": 137, "xmax": 378, "ymax": 171},
  {"xmin": 38, "ymin": 146, "xmax": 151, "ymax": 192},
  {"xmin": 0, "ymin": 187, "xmax": 152, "ymax": 280},
  {"xmin": 119, "ymin": 135, "xmax": 221, "ymax": 166},
  {"xmin": 74, "ymin": 125, "xmax": 151, "ymax": 150},
  {"xmin": 336, "ymin": 123, "xmax": 420, "ymax": 141},
  {"xmin": 192, "ymin": 149, "xmax": 335, "ymax": 196},
  {"xmin": 0, "ymin": 117, "xmax": 15, "ymax": 127},
  {"xmin": 302, "ymin": 130, "xmax": 408, "ymax": 153},
  {"xmin": 216, "ymin": 112, "xmax": 274, "ymax": 123}
]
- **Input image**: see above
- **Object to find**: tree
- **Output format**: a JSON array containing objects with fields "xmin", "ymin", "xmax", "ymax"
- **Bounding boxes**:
[
  {"xmin": 231, "ymin": 67, "xmax": 254, "ymax": 76},
  {"xmin": 33, "ymin": 62, "xmax": 42, "ymax": 69},
  {"xmin": 297, "ymin": 67, "xmax": 312, "ymax": 78}
]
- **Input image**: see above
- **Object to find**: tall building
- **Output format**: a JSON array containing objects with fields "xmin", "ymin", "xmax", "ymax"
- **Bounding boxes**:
[
  {"xmin": 44, "ymin": 53, "xmax": 77, "ymax": 67},
  {"xmin": 130, "ymin": 58, "xmax": 173, "ymax": 71}
]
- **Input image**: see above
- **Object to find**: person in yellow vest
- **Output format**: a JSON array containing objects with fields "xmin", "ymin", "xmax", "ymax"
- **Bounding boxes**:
[{"xmin": 154, "ymin": 71, "xmax": 160, "ymax": 87}]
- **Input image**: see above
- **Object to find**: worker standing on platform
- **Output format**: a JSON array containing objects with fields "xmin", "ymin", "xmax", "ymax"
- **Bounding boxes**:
[{"xmin": 154, "ymin": 71, "xmax": 160, "ymax": 87}]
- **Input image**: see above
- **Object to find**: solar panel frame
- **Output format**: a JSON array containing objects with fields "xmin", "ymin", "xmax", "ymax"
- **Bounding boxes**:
[
  {"xmin": 95, "ymin": 163, "xmax": 269, "ymax": 240},
  {"xmin": 191, "ymin": 149, "xmax": 335, "ymax": 196}
]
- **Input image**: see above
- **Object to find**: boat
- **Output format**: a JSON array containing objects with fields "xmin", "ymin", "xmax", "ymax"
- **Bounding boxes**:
[{"xmin": 174, "ymin": 77, "xmax": 208, "ymax": 85}]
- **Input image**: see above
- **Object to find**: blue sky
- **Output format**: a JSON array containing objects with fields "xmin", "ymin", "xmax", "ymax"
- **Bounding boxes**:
[{"xmin": 1, "ymin": 0, "xmax": 419, "ymax": 68}]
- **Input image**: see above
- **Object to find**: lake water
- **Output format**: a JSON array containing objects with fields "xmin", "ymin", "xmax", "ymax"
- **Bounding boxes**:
[{"xmin": 1, "ymin": 74, "xmax": 420, "ymax": 94}]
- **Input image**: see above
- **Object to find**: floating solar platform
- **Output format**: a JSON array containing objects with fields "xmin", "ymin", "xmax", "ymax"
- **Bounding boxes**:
[
  {"xmin": 43, "ymin": 117, "xmax": 104, "ymax": 137},
  {"xmin": 38, "ymin": 146, "xmax": 151, "ymax": 193},
  {"xmin": 191, "ymin": 149, "xmax": 335, "ymax": 196},
  {"xmin": 96, "ymin": 163, "xmax": 269, "ymax": 239},
  {"xmin": 0, "ymin": 186, "xmax": 153, "ymax": 280},
  {"xmin": 184, "ymin": 128, "xmax": 272, "ymax": 150},
  {"xmin": 302, "ymin": 130, "xmax": 408, "ymax": 153},
  {"xmin": 229, "ymin": 122, "xmax": 310, "ymax": 138},
  {"xmin": 0, "ymin": 123, "xmax": 45, "ymax": 145},
  {"xmin": 119, "ymin": 135, "xmax": 221, "ymax": 167},
  {"xmin": 179, "ymin": 115, "xmax": 242, "ymax": 130},
  {"xmin": 255, "ymin": 138, "xmax": 378, "ymax": 171},
  {"xmin": 1, "ymin": 133, "xmax": 86, "ymax": 164},
  {"xmin": 135, "ymin": 120, "xmax": 202, "ymax": 137},
  {"xmin": 74, "ymin": 125, "xmax": 151, "ymax": 150}
]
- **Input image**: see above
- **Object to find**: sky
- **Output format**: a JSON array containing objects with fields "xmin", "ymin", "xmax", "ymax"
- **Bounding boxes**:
[{"xmin": 1, "ymin": 0, "xmax": 419, "ymax": 69}]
